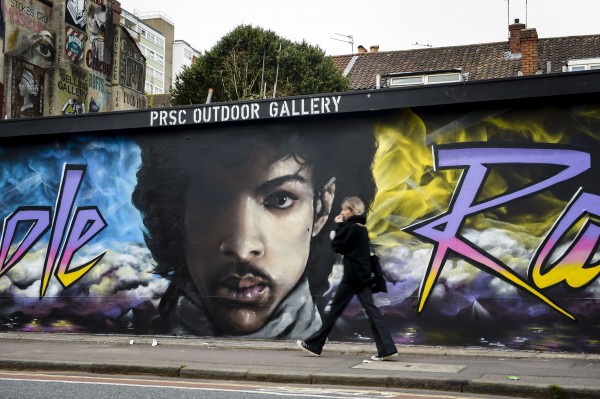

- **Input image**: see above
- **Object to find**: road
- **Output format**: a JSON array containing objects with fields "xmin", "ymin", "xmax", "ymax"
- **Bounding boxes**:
[{"xmin": 0, "ymin": 371, "xmax": 520, "ymax": 399}]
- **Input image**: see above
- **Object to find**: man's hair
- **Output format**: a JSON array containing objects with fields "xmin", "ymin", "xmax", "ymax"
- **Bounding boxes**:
[
  {"xmin": 342, "ymin": 196, "xmax": 365, "ymax": 215},
  {"xmin": 21, "ymin": 70, "xmax": 39, "ymax": 96},
  {"xmin": 132, "ymin": 116, "xmax": 377, "ymax": 314}
]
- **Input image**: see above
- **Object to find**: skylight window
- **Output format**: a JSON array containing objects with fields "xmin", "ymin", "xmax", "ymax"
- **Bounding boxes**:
[
  {"xmin": 387, "ymin": 71, "xmax": 463, "ymax": 87},
  {"xmin": 567, "ymin": 58, "xmax": 600, "ymax": 71}
]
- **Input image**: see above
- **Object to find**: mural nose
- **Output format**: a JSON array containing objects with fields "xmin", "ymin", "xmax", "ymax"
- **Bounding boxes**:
[
  {"xmin": 218, "ymin": 237, "xmax": 265, "ymax": 261},
  {"xmin": 218, "ymin": 198, "xmax": 265, "ymax": 261}
]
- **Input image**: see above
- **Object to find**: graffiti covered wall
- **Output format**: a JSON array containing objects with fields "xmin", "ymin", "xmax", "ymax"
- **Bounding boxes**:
[
  {"xmin": 1, "ymin": 0, "xmax": 145, "ymax": 118},
  {"xmin": 0, "ymin": 85, "xmax": 599, "ymax": 352}
]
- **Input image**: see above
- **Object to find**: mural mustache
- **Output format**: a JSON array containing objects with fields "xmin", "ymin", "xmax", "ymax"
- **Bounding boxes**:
[{"xmin": 215, "ymin": 262, "xmax": 273, "ymax": 304}]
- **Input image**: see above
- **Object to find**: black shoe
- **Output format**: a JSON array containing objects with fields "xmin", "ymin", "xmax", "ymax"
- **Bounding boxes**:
[{"xmin": 296, "ymin": 340, "xmax": 320, "ymax": 356}]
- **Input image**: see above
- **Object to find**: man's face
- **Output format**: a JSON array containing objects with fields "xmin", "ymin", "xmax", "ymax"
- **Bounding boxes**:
[{"xmin": 183, "ymin": 147, "xmax": 319, "ymax": 334}]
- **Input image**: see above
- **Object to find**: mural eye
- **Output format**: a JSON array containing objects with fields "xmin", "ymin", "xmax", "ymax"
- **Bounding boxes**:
[
  {"xmin": 264, "ymin": 192, "xmax": 296, "ymax": 210},
  {"xmin": 35, "ymin": 44, "xmax": 54, "ymax": 59}
]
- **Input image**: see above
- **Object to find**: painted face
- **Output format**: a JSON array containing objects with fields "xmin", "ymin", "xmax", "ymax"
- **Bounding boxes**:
[
  {"xmin": 18, "ymin": 78, "xmax": 28, "ymax": 97},
  {"xmin": 183, "ymin": 147, "xmax": 319, "ymax": 334}
]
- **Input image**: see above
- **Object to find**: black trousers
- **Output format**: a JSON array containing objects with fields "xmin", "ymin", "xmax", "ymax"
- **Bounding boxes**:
[{"xmin": 304, "ymin": 280, "xmax": 397, "ymax": 357}]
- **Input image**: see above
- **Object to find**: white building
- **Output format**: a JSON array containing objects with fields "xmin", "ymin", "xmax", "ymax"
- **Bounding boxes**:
[
  {"xmin": 172, "ymin": 40, "xmax": 201, "ymax": 83},
  {"xmin": 120, "ymin": 9, "xmax": 170, "ymax": 94}
]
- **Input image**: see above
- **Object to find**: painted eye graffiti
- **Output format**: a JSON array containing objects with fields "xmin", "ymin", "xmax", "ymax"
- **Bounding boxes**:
[
  {"xmin": 35, "ymin": 43, "xmax": 54, "ymax": 59},
  {"xmin": 264, "ymin": 192, "xmax": 297, "ymax": 209}
]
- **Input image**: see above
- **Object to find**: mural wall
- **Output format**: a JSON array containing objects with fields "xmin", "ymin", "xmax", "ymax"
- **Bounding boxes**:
[{"xmin": 0, "ymin": 99, "xmax": 598, "ymax": 352}]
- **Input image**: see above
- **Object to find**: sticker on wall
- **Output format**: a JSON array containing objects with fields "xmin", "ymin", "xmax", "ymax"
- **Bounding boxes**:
[
  {"xmin": 57, "ymin": 65, "xmax": 88, "ymax": 115},
  {"xmin": 114, "ymin": 26, "xmax": 145, "ymax": 95},
  {"xmin": 85, "ymin": 0, "xmax": 113, "ymax": 77},
  {"xmin": 66, "ymin": 0, "xmax": 88, "ymax": 30},
  {"xmin": 87, "ymin": 71, "xmax": 109, "ymax": 113},
  {"xmin": 65, "ymin": 27, "xmax": 86, "ymax": 63},
  {"xmin": 10, "ymin": 58, "xmax": 44, "ymax": 118}
]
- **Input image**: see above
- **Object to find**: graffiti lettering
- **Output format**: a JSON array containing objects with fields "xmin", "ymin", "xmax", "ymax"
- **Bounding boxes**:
[
  {"xmin": 0, "ymin": 208, "xmax": 51, "ymax": 276},
  {"xmin": 9, "ymin": 0, "xmax": 35, "ymax": 17},
  {"xmin": 89, "ymin": 73, "xmax": 105, "ymax": 92},
  {"xmin": 2, "ymin": 0, "xmax": 50, "ymax": 32},
  {"xmin": 86, "ymin": 50, "xmax": 112, "ymax": 75},
  {"xmin": 529, "ymin": 190, "xmax": 600, "ymax": 289},
  {"xmin": 406, "ymin": 146, "xmax": 598, "ymax": 320},
  {"xmin": 0, "ymin": 165, "xmax": 107, "ymax": 298},
  {"xmin": 58, "ymin": 72, "xmax": 88, "ymax": 98},
  {"xmin": 123, "ymin": 91, "xmax": 146, "ymax": 108}
]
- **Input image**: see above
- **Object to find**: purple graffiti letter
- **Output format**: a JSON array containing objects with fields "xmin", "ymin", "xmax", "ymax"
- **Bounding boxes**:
[
  {"xmin": 41, "ymin": 165, "xmax": 85, "ymax": 297},
  {"xmin": 406, "ymin": 146, "xmax": 591, "ymax": 320},
  {"xmin": 529, "ymin": 190, "xmax": 600, "ymax": 289},
  {"xmin": 0, "ymin": 207, "xmax": 51, "ymax": 276},
  {"xmin": 55, "ymin": 207, "xmax": 107, "ymax": 288}
]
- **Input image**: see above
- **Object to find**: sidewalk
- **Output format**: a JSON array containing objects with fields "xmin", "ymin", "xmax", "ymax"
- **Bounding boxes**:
[{"xmin": 0, "ymin": 332, "xmax": 599, "ymax": 398}]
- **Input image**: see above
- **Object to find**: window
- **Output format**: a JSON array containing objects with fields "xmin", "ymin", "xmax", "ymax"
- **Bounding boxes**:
[
  {"xmin": 184, "ymin": 49, "xmax": 192, "ymax": 59},
  {"xmin": 147, "ymin": 66, "xmax": 164, "ymax": 82},
  {"xmin": 568, "ymin": 58, "xmax": 600, "ymax": 71},
  {"xmin": 145, "ymin": 81, "xmax": 164, "ymax": 95},
  {"xmin": 140, "ymin": 29, "xmax": 165, "ymax": 48},
  {"xmin": 388, "ymin": 72, "xmax": 463, "ymax": 87},
  {"xmin": 427, "ymin": 73, "xmax": 462, "ymax": 84},
  {"xmin": 389, "ymin": 76, "xmax": 424, "ymax": 86}
]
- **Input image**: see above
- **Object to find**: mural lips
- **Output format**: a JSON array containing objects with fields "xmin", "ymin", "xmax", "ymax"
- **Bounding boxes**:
[{"xmin": 218, "ymin": 274, "xmax": 271, "ymax": 303}]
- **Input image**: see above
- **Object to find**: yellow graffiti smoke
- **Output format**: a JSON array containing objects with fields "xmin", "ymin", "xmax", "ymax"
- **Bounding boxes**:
[
  {"xmin": 367, "ymin": 106, "xmax": 599, "ymax": 248},
  {"xmin": 367, "ymin": 109, "xmax": 455, "ymax": 246}
]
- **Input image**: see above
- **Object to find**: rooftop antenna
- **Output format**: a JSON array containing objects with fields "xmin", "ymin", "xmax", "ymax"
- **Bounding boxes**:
[
  {"xmin": 331, "ymin": 33, "xmax": 354, "ymax": 53},
  {"xmin": 260, "ymin": 50, "xmax": 266, "ymax": 98},
  {"xmin": 506, "ymin": 0, "xmax": 510, "ymax": 38},
  {"xmin": 272, "ymin": 42, "xmax": 282, "ymax": 98},
  {"xmin": 412, "ymin": 42, "xmax": 432, "ymax": 48}
]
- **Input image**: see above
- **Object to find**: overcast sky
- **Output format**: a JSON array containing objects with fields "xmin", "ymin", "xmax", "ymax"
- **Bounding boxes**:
[{"xmin": 120, "ymin": 0, "xmax": 600, "ymax": 55}]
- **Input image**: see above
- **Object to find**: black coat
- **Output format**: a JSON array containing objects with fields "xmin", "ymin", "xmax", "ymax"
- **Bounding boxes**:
[{"xmin": 331, "ymin": 215, "xmax": 372, "ymax": 287}]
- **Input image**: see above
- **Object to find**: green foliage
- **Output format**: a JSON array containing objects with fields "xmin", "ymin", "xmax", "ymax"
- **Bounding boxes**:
[
  {"xmin": 171, "ymin": 25, "xmax": 349, "ymax": 105},
  {"xmin": 549, "ymin": 384, "xmax": 566, "ymax": 399}
]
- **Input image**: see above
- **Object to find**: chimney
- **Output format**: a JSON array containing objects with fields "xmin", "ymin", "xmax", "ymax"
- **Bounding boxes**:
[
  {"xmin": 111, "ymin": 0, "xmax": 122, "ymax": 24},
  {"xmin": 369, "ymin": 45, "xmax": 379, "ymax": 53},
  {"xmin": 520, "ymin": 28, "xmax": 539, "ymax": 75},
  {"xmin": 357, "ymin": 45, "xmax": 367, "ymax": 55},
  {"xmin": 509, "ymin": 18, "xmax": 526, "ymax": 53}
]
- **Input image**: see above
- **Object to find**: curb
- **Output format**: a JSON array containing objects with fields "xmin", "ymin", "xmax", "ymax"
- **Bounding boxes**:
[{"xmin": 2, "ymin": 359, "xmax": 599, "ymax": 399}]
